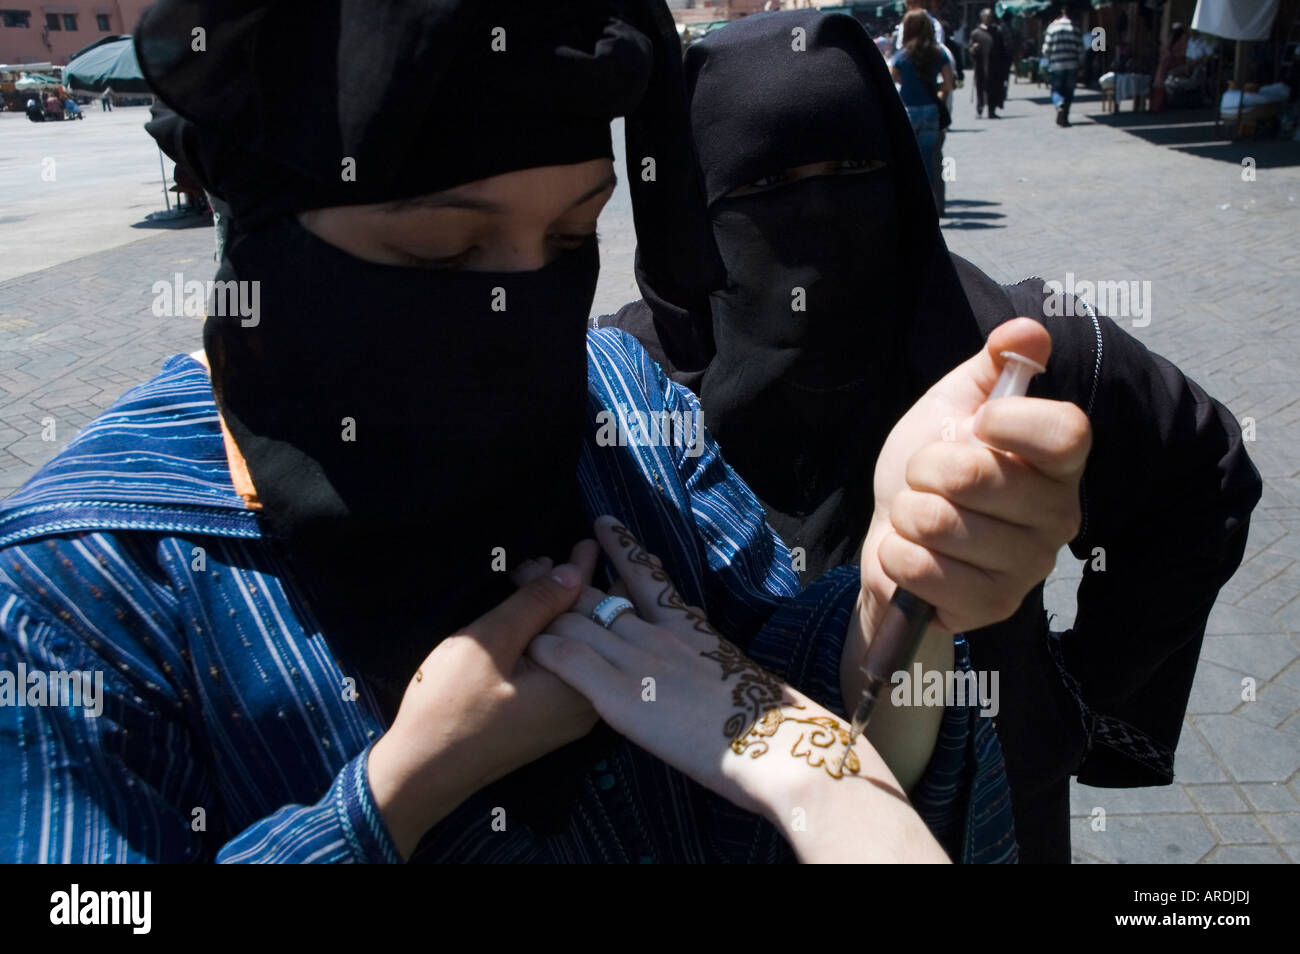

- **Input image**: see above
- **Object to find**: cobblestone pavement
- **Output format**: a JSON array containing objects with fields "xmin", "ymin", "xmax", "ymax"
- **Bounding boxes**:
[
  {"xmin": 0, "ymin": 107, "xmax": 189, "ymax": 282},
  {"xmin": 939, "ymin": 82, "xmax": 1300, "ymax": 864},
  {"xmin": 1, "ymin": 81, "xmax": 1297, "ymax": 863}
]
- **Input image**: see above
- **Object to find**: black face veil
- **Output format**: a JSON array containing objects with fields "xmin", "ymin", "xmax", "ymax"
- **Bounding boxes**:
[
  {"xmin": 135, "ymin": 0, "xmax": 716, "ymax": 753},
  {"xmin": 633, "ymin": 10, "xmax": 984, "ymax": 580}
]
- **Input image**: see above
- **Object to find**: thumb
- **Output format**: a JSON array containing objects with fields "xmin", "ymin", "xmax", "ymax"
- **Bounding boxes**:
[
  {"xmin": 932, "ymin": 317, "xmax": 1052, "ymax": 407},
  {"xmin": 467, "ymin": 564, "xmax": 584, "ymax": 672}
]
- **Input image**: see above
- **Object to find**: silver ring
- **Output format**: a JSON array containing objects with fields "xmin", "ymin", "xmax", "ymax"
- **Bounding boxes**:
[{"xmin": 590, "ymin": 596, "xmax": 635, "ymax": 630}]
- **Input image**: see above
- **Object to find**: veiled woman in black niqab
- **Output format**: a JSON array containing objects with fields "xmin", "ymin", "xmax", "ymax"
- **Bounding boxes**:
[
  {"xmin": 602, "ymin": 10, "xmax": 1260, "ymax": 862},
  {"xmin": 611, "ymin": 10, "xmax": 982, "ymax": 575}
]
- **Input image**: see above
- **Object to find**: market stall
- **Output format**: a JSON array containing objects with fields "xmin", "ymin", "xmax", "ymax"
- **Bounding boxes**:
[{"xmin": 1191, "ymin": 0, "xmax": 1292, "ymax": 138}]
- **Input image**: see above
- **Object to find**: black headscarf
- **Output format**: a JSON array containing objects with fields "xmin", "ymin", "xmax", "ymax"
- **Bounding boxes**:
[
  {"xmin": 612, "ymin": 10, "xmax": 983, "ymax": 580},
  {"xmin": 136, "ymin": 0, "xmax": 715, "ymax": 728}
]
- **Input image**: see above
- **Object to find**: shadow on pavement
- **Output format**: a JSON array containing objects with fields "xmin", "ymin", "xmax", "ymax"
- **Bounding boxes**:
[
  {"xmin": 1024, "ymin": 91, "xmax": 1104, "ymax": 108},
  {"xmin": 1123, "ymin": 122, "xmax": 1224, "ymax": 146},
  {"xmin": 130, "ymin": 212, "xmax": 213, "ymax": 230},
  {"xmin": 1173, "ymin": 139, "xmax": 1300, "ymax": 167},
  {"xmin": 1086, "ymin": 105, "xmax": 1300, "ymax": 166},
  {"xmin": 941, "ymin": 206, "xmax": 1006, "ymax": 229},
  {"xmin": 1089, "ymin": 106, "xmax": 1216, "ymax": 127}
]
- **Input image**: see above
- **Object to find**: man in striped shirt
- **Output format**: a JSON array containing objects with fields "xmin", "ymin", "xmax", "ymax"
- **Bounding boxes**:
[{"xmin": 1042, "ymin": 5, "xmax": 1084, "ymax": 126}]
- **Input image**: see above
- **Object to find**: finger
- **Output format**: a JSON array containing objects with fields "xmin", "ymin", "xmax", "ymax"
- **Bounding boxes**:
[
  {"xmin": 570, "ymin": 585, "xmax": 666, "ymax": 651},
  {"xmin": 509, "ymin": 556, "xmax": 553, "ymax": 587},
  {"xmin": 931, "ymin": 317, "xmax": 1052, "ymax": 407},
  {"xmin": 888, "ymin": 488, "xmax": 1059, "ymax": 578},
  {"xmin": 509, "ymin": 655, "xmax": 599, "ymax": 720},
  {"xmin": 568, "ymin": 538, "xmax": 600, "ymax": 587},
  {"xmin": 548, "ymin": 611, "xmax": 655, "ymax": 671},
  {"xmin": 980, "ymin": 319, "xmax": 1052, "ymax": 394},
  {"xmin": 527, "ymin": 632, "xmax": 632, "ymax": 711},
  {"xmin": 877, "ymin": 529, "xmax": 1033, "ymax": 633},
  {"xmin": 592, "ymin": 516, "xmax": 699, "ymax": 629},
  {"xmin": 904, "ymin": 441, "xmax": 1081, "ymax": 541},
  {"xmin": 973, "ymin": 397, "xmax": 1092, "ymax": 481},
  {"xmin": 466, "ymin": 563, "xmax": 585, "ymax": 671},
  {"xmin": 510, "ymin": 540, "xmax": 597, "ymax": 589}
]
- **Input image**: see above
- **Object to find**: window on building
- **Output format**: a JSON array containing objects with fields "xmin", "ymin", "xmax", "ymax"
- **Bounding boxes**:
[
  {"xmin": 1, "ymin": 10, "xmax": 32, "ymax": 28},
  {"xmin": 45, "ymin": 12, "xmax": 60, "ymax": 29},
  {"xmin": 96, "ymin": 13, "xmax": 109, "ymax": 30},
  {"xmin": 62, "ymin": 12, "xmax": 76, "ymax": 29}
]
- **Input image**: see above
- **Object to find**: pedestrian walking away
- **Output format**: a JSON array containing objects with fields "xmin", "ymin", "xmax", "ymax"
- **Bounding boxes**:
[
  {"xmin": 969, "ymin": 7, "xmax": 1011, "ymax": 118},
  {"xmin": 1042, "ymin": 3, "xmax": 1084, "ymax": 126},
  {"xmin": 891, "ymin": 10, "xmax": 953, "ymax": 212}
]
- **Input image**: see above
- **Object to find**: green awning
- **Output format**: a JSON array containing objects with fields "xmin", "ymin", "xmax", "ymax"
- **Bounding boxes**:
[
  {"xmin": 15, "ymin": 72, "xmax": 60, "ymax": 89},
  {"xmin": 995, "ymin": 0, "xmax": 1052, "ymax": 16},
  {"xmin": 682, "ymin": 20, "xmax": 729, "ymax": 37},
  {"xmin": 62, "ymin": 35, "xmax": 149, "ymax": 93}
]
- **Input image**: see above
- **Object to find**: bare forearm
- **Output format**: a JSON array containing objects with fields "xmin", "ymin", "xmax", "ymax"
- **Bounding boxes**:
[
  {"xmin": 757, "ymin": 721, "xmax": 950, "ymax": 863},
  {"xmin": 843, "ymin": 590, "xmax": 952, "ymax": 792}
]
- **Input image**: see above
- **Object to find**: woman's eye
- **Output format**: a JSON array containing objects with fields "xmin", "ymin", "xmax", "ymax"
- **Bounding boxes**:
[
  {"xmin": 838, "ymin": 159, "xmax": 887, "ymax": 173},
  {"xmin": 394, "ymin": 233, "xmax": 595, "ymax": 271},
  {"xmin": 399, "ymin": 248, "xmax": 476, "ymax": 270}
]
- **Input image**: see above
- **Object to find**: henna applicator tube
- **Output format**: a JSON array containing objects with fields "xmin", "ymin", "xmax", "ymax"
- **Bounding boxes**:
[{"xmin": 840, "ymin": 351, "xmax": 1046, "ymax": 768}]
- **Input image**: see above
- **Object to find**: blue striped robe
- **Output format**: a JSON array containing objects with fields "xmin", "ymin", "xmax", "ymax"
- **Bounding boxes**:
[{"xmin": 0, "ymin": 329, "xmax": 1016, "ymax": 863}]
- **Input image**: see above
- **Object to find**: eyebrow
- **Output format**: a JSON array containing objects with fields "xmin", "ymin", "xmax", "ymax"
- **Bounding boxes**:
[{"xmin": 381, "ymin": 170, "xmax": 619, "ymax": 214}]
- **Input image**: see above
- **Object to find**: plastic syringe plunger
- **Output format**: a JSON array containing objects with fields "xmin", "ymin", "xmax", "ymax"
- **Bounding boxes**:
[{"xmin": 989, "ymin": 350, "xmax": 1047, "ymax": 401}]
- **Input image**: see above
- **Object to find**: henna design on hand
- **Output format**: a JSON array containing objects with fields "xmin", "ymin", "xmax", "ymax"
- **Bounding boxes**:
[
  {"xmin": 734, "ymin": 706, "xmax": 913, "ymax": 803},
  {"xmin": 696, "ymin": 623, "xmax": 868, "ymax": 782},
  {"xmin": 732, "ymin": 709, "xmax": 863, "ymax": 778},
  {"xmin": 699, "ymin": 639, "xmax": 794, "ymax": 751},
  {"xmin": 609, "ymin": 523, "xmax": 718, "ymax": 636},
  {"xmin": 608, "ymin": 522, "xmax": 880, "ymax": 787}
]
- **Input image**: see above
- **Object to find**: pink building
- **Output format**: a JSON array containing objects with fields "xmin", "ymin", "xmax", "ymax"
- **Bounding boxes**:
[{"xmin": 0, "ymin": 2, "xmax": 153, "ymax": 65}]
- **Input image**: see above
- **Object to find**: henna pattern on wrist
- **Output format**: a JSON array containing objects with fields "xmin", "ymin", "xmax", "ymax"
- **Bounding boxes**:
[
  {"xmin": 737, "ymin": 706, "xmax": 913, "ymax": 803},
  {"xmin": 608, "ymin": 522, "xmax": 876, "ymax": 785},
  {"xmin": 733, "ymin": 708, "xmax": 864, "ymax": 779}
]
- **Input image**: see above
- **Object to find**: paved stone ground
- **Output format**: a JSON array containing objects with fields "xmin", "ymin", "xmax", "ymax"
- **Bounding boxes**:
[
  {"xmin": 1, "ymin": 82, "xmax": 1297, "ymax": 863},
  {"xmin": 938, "ymin": 82, "xmax": 1300, "ymax": 864},
  {"xmin": 0, "ymin": 107, "xmax": 189, "ymax": 282}
]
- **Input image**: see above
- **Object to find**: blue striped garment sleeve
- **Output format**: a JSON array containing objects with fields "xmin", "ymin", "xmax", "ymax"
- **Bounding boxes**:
[
  {"xmin": 216, "ymin": 744, "xmax": 400, "ymax": 864},
  {"xmin": 0, "ymin": 540, "xmax": 399, "ymax": 864},
  {"xmin": 635, "ymin": 337, "xmax": 802, "ymax": 645}
]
